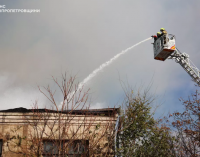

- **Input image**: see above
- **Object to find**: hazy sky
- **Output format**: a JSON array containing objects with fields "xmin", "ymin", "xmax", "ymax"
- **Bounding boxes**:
[{"xmin": 0, "ymin": 0, "xmax": 200, "ymax": 117}]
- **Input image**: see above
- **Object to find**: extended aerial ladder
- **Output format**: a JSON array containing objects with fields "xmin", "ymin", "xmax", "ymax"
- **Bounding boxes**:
[{"xmin": 152, "ymin": 34, "xmax": 200, "ymax": 86}]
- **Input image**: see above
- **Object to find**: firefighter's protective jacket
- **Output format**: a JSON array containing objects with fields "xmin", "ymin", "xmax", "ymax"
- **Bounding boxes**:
[{"xmin": 162, "ymin": 30, "xmax": 167, "ymax": 35}]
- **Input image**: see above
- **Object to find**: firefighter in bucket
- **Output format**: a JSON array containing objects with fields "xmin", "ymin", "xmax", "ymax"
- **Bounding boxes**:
[
  {"xmin": 152, "ymin": 28, "xmax": 176, "ymax": 61},
  {"xmin": 160, "ymin": 28, "xmax": 168, "ymax": 47}
]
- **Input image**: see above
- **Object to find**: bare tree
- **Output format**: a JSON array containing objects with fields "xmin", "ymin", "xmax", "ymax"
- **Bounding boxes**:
[
  {"xmin": 166, "ymin": 90, "xmax": 200, "ymax": 157},
  {"xmin": 2, "ymin": 73, "xmax": 119, "ymax": 157}
]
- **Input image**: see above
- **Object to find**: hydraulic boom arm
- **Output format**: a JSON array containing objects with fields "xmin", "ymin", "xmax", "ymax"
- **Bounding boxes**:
[{"xmin": 168, "ymin": 49, "xmax": 200, "ymax": 86}]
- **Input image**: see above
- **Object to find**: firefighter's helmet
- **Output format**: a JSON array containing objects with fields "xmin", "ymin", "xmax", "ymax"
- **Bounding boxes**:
[
  {"xmin": 157, "ymin": 32, "xmax": 161, "ymax": 35},
  {"xmin": 160, "ymin": 28, "xmax": 165, "ymax": 31}
]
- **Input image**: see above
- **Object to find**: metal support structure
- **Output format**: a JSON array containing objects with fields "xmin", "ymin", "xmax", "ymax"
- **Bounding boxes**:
[{"xmin": 168, "ymin": 49, "xmax": 200, "ymax": 86}]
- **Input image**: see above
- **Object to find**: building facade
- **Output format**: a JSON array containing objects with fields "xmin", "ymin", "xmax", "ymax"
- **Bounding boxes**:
[{"xmin": 0, "ymin": 107, "xmax": 119, "ymax": 157}]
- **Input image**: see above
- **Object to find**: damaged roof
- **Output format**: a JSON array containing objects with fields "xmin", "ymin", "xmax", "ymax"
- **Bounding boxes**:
[{"xmin": 0, "ymin": 107, "xmax": 120, "ymax": 116}]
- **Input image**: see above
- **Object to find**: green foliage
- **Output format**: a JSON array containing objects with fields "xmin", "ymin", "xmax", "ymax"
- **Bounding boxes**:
[{"xmin": 117, "ymin": 90, "xmax": 175, "ymax": 157}]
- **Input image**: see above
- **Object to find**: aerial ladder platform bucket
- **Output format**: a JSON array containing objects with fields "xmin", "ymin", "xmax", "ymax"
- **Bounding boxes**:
[
  {"xmin": 153, "ymin": 34, "xmax": 176, "ymax": 61},
  {"xmin": 151, "ymin": 32, "xmax": 200, "ymax": 86}
]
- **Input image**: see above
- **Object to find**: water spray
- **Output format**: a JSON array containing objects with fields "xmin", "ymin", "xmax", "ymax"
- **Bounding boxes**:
[
  {"xmin": 60, "ymin": 37, "xmax": 151, "ymax": 108},
  {"xmin": 78, "ymin": 37, "xmax": 151, "ymax": 89}
]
